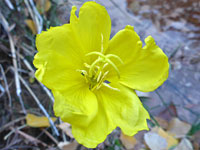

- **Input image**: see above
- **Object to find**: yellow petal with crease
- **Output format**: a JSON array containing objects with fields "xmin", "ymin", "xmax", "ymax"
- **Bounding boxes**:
[
  {"xmin": 71, "ymin": 82, "xmax": 149, "ymax": 148},
  {"xmin": 53, "ymin": 81, "xmax": 98, "ymax": 128},
  {"xmin": 36, "ymin": 24, "xmax": 84, "ymax": 69},
  {"xmin": 70, "ymin": 2, "xmax": 111, "ymax": 58},
  {"xmin": 107, "ymin": 26, "xmax": 169, "ymax": 92},
  {"xmin": 33, "ymin": 49, "xmax": 83, "ymax": 91}
]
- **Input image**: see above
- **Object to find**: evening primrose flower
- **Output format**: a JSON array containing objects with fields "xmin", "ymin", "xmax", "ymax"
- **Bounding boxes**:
[{"xmin": 33, "ymin": 1, "xmax": 169, "ymax": 148}]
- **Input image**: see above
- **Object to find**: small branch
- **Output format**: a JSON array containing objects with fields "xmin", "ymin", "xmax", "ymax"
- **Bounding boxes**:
[
  {"xmin": 4, "ymin": 124, "xmax": 27, "ymax": 140},
  {"xmin": 42, "ymin": 129, "xmax": 59, "ymax": 145},
  {"xmin": 0, "ymin": 116, "xmax": 26, "ymax": 133},
  {"xmin": 14, "ymin": 128, "xmax": 48, "ymax": 147}
]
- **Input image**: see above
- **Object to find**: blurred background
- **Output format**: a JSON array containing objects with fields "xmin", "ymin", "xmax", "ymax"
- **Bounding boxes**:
[{"xmin": 0, "ymin": 0, "xmax": 199, "ymax": 149}]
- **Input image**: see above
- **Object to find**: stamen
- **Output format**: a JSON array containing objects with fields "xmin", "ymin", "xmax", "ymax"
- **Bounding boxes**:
[
  {"xmin": 96, "ymin": 71, "xmax": 102, "ymax": 82},
  {"xmin": 106, "ymin": 54, "xmax": 124, "ymax": 64},
  {"xmin": 102, "ymin": 83, "xmax": 120, "ymax": 91},
  {"xmin": 100, "ymin": 71, "xmax": 109, "ymax": 82},
  {"xmin": 94, "ymin": 65, "xmax": 101, "ymax": 80},
  {"xmin": 82, "ymin": 52, "xmax": 124, "ymax": 91},
  {"xmin": 93, "ymin": 71, "xmax": 109, "ymax": 91},
  {"xmin": 102, "ymin": 63, "xmax": 108, "ymax": 69},
  {"xmin": 76, "ymin": 69, "xmax": 89, "ymax": 82},
  {"xmin": 106, "ymin": 59, "xmax": 120, "ymax": 78},
  {"xmin": 86, "ymin": 52, "xmax": 123, "ymax": 78},
  {"xmin": 84, "ymin": 63, "xmax": 91, "ymax": 68},
  {"xmin": 86, "ymin": 51, "xmax": 105, "ymax": 58},
  {"xmin": 76, "ymin": 69, "xmax": 88, "ymax": 75},
  {"xmin": 89, "ymin": 58, "xmax": 101, "ymax": 77}
]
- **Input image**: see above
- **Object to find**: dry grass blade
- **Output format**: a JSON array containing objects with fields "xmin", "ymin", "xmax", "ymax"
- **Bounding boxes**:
[
  {"xmin": 0, "ymin": 116, "xmax": 26, "ymax": 133},
  {"xmin": 24, "ymin": 0, "xmax": 43, "ymax": 34},
  {"xmin": 0, "ymin": 64, "xmax": 12, "ymax": 107},
  {"xmin": 0, "ymin": 11, "xmax": 26, "ymax": 114},
  {"xmin": 18, "ymin": 74, "xmax": 59, "ymax": 136},
  {"xmin": 4, "ymin": 0, "xmax": 14, "ymax": 10}
]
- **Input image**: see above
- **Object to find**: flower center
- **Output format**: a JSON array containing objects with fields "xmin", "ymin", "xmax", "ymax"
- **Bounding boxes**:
[{"xmin": 77, "ymin": 52, "xmax": 123, "ymax": 91}]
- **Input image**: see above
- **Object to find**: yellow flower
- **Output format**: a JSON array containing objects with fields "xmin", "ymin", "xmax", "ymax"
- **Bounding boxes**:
[{"xmin": 33, "ymin": 1, "xmax": 169, "ymax": 148}]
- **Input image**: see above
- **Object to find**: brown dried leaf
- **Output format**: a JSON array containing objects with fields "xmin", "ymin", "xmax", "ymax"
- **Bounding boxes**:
[
  {"xmin": 120, "ymin": 132, "xmax": 137, "ymax": 150},
  {"xmin": 152, "ymin": 127, "xmax": 178, "ymax": 149},
  {"xmin": 58, "ymin": 123, "xmax": 73, "ymax": 138},
  {"xmin": 155, "ymin": 117, "xmax": 169, "ymax": 130},
  {"xmin": 168, "ymin": 118, "xmax": 191, "ymax": 138},
  {"xmin": 58, "ymin": 141, "xmax": 78, "ymax": 150},
  {"xmin": 36, "ymin": 0, "xmax": 51, "ymax": 14}
]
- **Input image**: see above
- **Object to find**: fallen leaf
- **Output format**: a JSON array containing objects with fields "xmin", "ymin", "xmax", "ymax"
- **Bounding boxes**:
[
  {"xmin": 152, "ymin": 127, "xmax": 178, "ymax": 149},
  {"xmin": 36, "ymin": 0, "xmax": 51, "ymax": 14},
  {"xmin": 25, "ymin": 19, "xmax": 37, "ymax": 34},
  {"xmin": 144, "ymin": 132, "xmax": 167, "ymax": 150},
  {"xmin": 58, "ymin": 141, "xmax": 78, "ymax": 150},
  {"xmin": 26, "ymin": 113, "xmax": 57, "ymax": 127},
  {"xmin": 155, "ymin": 117, "xmax": 169, "ymax": 130},
  {"xmin": 174, "ymin": 138, "xmax": 193, "ymax": 150},
  {"xmin": 168, "ymin": 118, "xmax": 191, "ymax": 138},
  {"xmin": 120, "ymin": 132, "xmax": 137, "ymax": 150},
  {"xmin": 58, "ymin": 123, "xmax": 73, "ymax": 138}
]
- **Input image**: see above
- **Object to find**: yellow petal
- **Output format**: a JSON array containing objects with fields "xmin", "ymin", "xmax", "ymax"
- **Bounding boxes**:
[
  {"xmin": 70, "ymin": 2, "xmax": 111, "ymax": 58},
  {"xmin": 129, "ymin": 101, "xmax": 150, "ymax": 135},
  {"xmin": 71, "ymin": 99, "xmax": 115, "ymax": 148},
  {"xmin": 107, "ymin": 26, "xmax": 169, "ymax": 92},
  {"xmin": 106, "ymin": 25, "xmax": 142, "ymax": 63},
  {"xmin": 97, "ymin": 83, "xmax": 149, "ymax": 135},
  {"xmin": 35, "ymin": 24, "xmax": 84, "ymax": 69},
  {"xmin": 71, "ymin": 83, "xmax": 149, "ymax": 148},
  {"xmin": 33, "ymin": 49, "xmax": 82, "ymax": 90},
  {"xmin": 26, "ymin": 113, "xmax": 56, "ymax": 127},
  {"xmin": 53, "ymin": 82, "xmax": 98, "ymax": 128}
]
